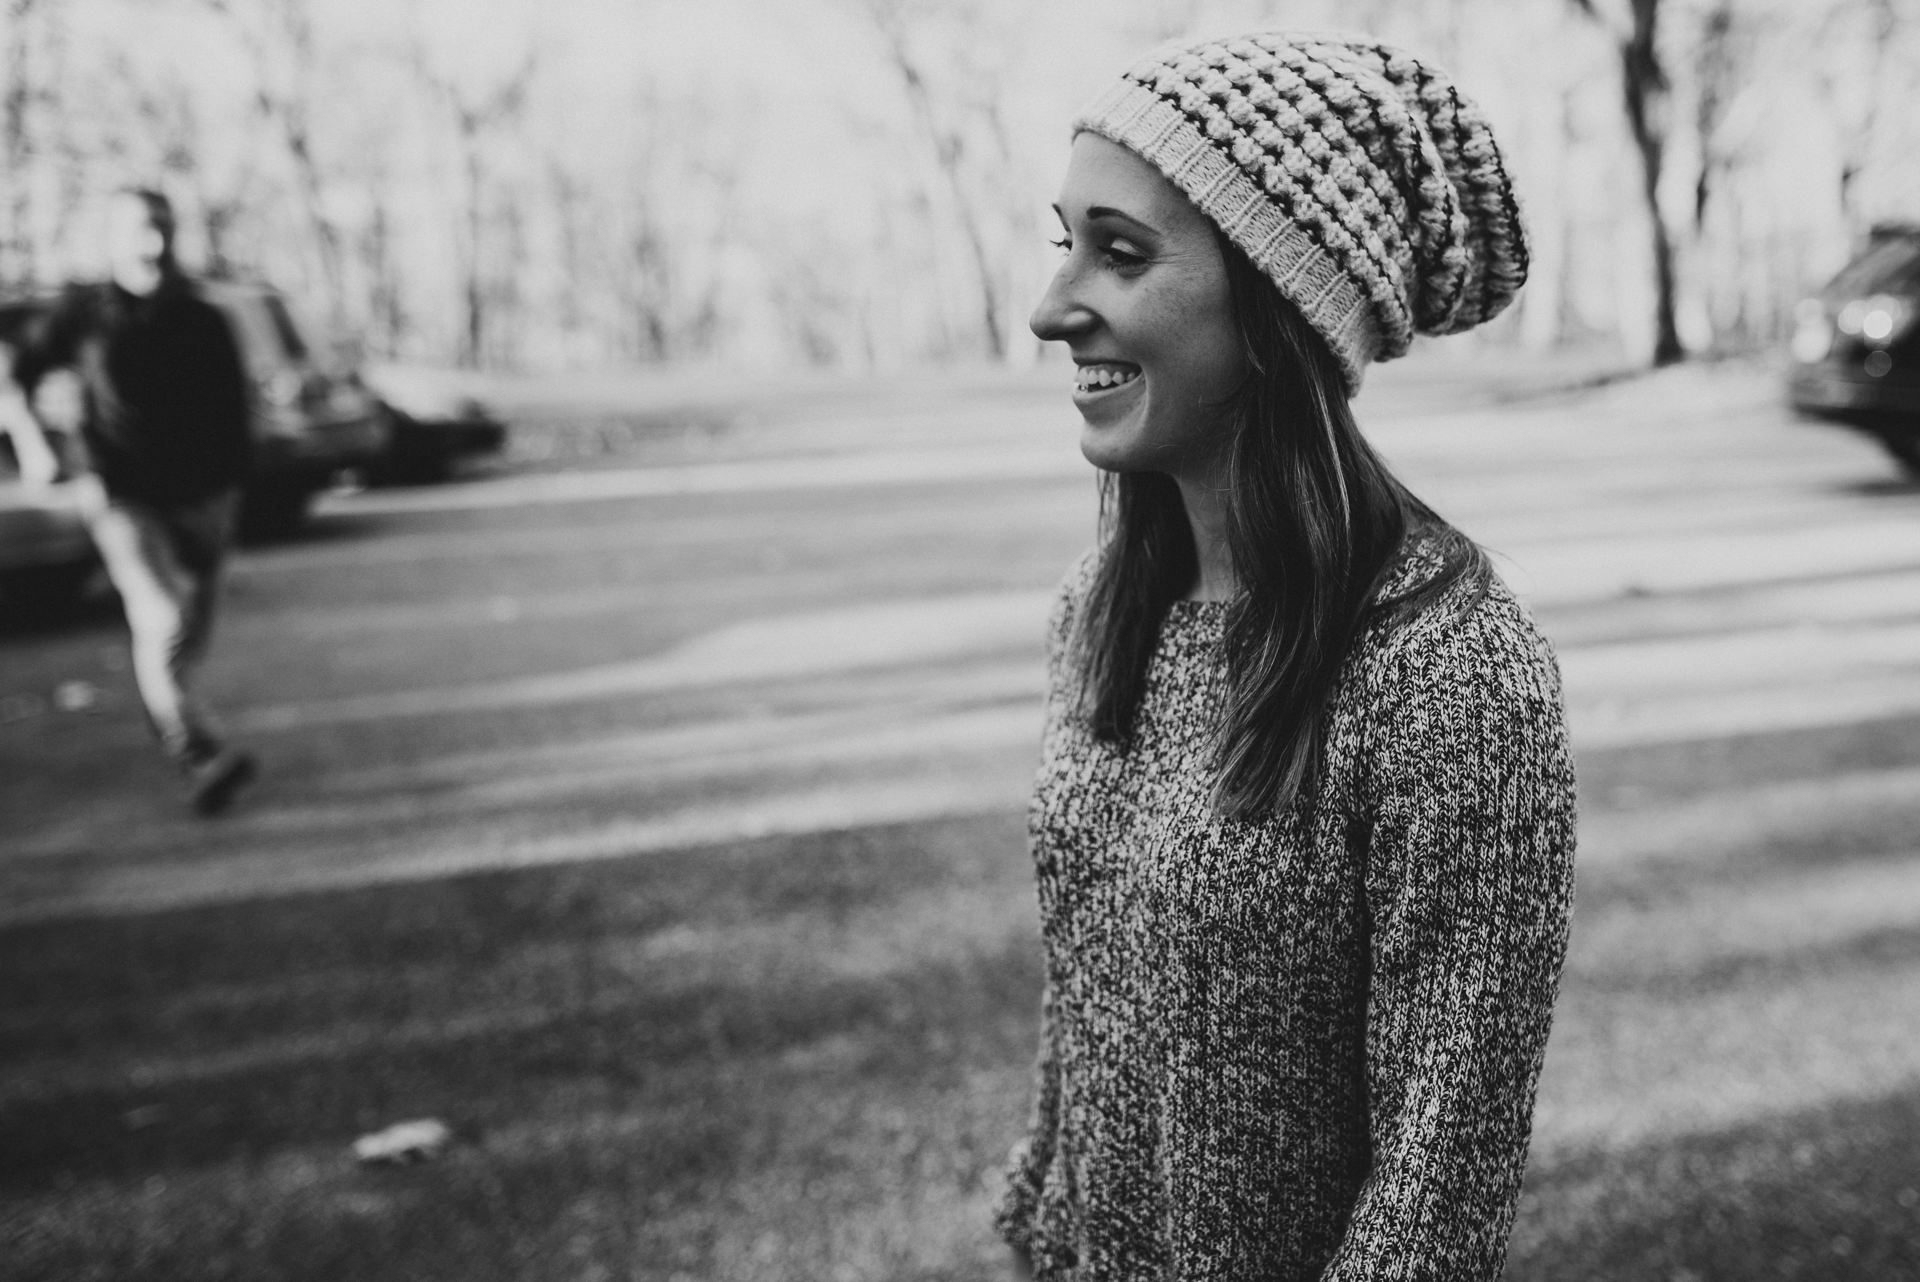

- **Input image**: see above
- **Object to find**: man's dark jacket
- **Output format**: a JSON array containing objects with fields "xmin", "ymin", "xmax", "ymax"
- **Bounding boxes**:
[{"xmin": 9, "ymin": 278, "xmax": 252, "ymax": 506}]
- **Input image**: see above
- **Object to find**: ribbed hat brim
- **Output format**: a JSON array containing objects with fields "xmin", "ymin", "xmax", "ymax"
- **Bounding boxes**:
[{"xmin": 1075, "ymin": 79, "xmax": 1381, "ymax": 393}]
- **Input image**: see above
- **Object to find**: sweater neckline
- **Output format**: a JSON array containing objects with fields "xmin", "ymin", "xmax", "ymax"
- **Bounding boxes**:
[
  {"xmin": 1166, "ymin": 598, "xmax": 1228, "ymax": 628},
  {"xmin": 1163, "ymin": 533, "xmax": 1450, "ymax": 623}
]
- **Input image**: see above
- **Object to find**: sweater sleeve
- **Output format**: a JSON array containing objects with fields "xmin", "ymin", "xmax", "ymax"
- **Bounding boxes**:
[
  {"xmin": 189, "ymin": 297, "xmax": 255, "ymax": 489},
  {"xmin": 993, "ymin": 981, "xmax": 1062, "ymax": 1261},
  {"xmin": 995, "ymin": 554, "xmax": 1093, "ymax": 1264},
  {"xmin": 1320, "ymin": 603, "xmax": 1576, "ymax": 1282}
]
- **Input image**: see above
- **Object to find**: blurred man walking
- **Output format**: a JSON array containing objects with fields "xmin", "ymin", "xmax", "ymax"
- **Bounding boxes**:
[{"xmin": 0, "ymin": 188, "xmax": 258, "ymax": 815}]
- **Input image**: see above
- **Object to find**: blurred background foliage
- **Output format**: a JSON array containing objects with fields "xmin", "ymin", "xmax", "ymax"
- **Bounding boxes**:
[{"xmin": 2, "ymin": 0, "xmax": 1917, "ymax": 372}]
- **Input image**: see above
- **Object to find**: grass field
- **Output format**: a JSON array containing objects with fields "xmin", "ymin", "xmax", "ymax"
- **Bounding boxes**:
[
  {"xmin": 6, "ymin": 782, "xmax": 1920, "ymax": 1280},
  {"xmin": 1, "ymin": 816, "xmax": 1040, "ymax": 1282}
]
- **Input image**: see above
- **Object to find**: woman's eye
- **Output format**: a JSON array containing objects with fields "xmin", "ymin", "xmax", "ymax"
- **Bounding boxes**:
[
  {"xmin": 1049, "ymin": 236, "xmax": 1072, "ymax": 253},
  {"xmin": 1100, "ymin": 244, "xmax": 1147, "ymax": 270}
]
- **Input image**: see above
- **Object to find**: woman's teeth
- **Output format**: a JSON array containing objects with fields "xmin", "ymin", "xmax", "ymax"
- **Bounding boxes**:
[{"xmin": 1076, "ymin": 364, "xmax": 1140, "ymax": 392}]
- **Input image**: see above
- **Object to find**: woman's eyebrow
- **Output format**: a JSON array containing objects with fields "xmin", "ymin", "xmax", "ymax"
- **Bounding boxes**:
[
  {"xmin": 1051, "ymin": 203, "xmax": 1163, "ymax": 239},
  {"xmin": 1085, "ymin": 206, "xmax": 1161, "ymax": 238}
]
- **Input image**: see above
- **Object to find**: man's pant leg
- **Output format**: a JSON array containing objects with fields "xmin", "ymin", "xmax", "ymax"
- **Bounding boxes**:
[{"xmin": 84, "ymin": 489, "xmax": 239, "ymax": 768}]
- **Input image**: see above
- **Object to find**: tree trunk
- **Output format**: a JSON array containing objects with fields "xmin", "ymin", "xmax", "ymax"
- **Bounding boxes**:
[
  {"xmin": 1618, "ymin": 0, "xmax": 1684, "ymax": 365},
  {"xmin": 279, "ymin": 113, "xmax": 347, "ymax": 331},
  {"xmin": 1575, "ymin": 0, "xmax": 1684, "ymax": 365},
  {"xmin": 867, "ymin": 7, "xmax": 1007, "ymax": 361},
  {"xmin": 461, "ymin": 130, "xmax": 484, "ymax": 369},
  {"xmin": 1837, "ymin": 0, "xmax": 1897, "ymax": 233}
]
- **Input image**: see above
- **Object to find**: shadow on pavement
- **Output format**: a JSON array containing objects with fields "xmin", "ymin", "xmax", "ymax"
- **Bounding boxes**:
[
  {"xmin": 0, "ymin": 579, "xmax": 120, "ymax": 638},
  {"xmin": 1839, "ymin": 474, "xmax": 1920, "ymax": 499},
  {"xmin": 283, "ymin": 508, "xmax": 419, "ymax": 546}
]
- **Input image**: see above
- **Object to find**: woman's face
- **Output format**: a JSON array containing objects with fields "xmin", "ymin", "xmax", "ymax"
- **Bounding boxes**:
[{"xmin": 1031, "ymin": 133, "xmax": 1246, "ymax": 485}]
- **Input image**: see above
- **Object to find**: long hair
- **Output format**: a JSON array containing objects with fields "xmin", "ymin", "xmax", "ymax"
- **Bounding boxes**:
[{"xmin": 1070, "ymin": 235, "xmax": 1490, "ymax": 816}]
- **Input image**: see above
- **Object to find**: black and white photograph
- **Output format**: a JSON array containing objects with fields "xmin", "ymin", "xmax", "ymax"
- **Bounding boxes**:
[{"xmin": 3, "ymin": 1, "xmax": 1919, "ymax": 1278}]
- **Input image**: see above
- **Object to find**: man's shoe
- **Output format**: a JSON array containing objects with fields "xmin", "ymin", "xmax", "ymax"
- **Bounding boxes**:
[{"xmin": 190, "ymin": 750, "xmax": 257, "ymax": 817}]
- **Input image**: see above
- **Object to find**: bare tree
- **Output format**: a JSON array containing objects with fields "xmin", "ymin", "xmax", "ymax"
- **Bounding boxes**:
[
  {"xmin": 1, "ymin": 0, "xmax": 47, "ymax": 287},
  {"xmin": 1572, "ymin": 0, "xmax": 1684, "ymax": 365},
  {"xmin": 202, "ymin": 0, "xmax": 351, "ymax": 328},
  {"xmin": 615, "ymin": 81, "xmax": 740, "ymax": 365},
  {"xmin": 1689, "ymin": 0, "xmax": 1737, "ymax": 235},
  {"xmin": 355, "ymin": 183, "xmax": 404, "ymax": 359},
  {"xmin": 1817, "ymin": 0, "xmax": 1908, "ymax": 232},
  {"xmin": 410, "ymin": 47, "xmax": 536, "ymax": 368},
  {"xmin": 544, "ymin": 158, "xmax": 592, "ymax": 363},
  {"xmin": 855, "ymin": 0, "xmax": 1013, "ymax": 360},
  {"xmin": 1680, "ymin": 0, "xmax": 1775, "ymax": 348}
]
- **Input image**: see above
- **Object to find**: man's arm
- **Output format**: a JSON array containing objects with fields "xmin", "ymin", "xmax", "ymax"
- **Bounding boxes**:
[
  {"xmin": 198, "ymin": 299, "xmax": 254, "ymax": 486},
  {"xmin": 1, "ymin": 292, "xmax": 85, "ymax": 489}
]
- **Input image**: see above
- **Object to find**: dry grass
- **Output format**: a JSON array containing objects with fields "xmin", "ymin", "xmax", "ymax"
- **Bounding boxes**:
[{"xmin": 5, "ymin": 773, "xmax": 1920, "ymax": 1280}]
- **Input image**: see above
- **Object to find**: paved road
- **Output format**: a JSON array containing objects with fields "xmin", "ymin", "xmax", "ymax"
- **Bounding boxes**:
[{"xmin": 2, "ymin": 359, "xmax": 1917, "ymax": 937}]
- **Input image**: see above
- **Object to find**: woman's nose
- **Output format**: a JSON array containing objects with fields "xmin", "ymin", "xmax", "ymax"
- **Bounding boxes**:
[{"xmin": 1030, "ymin": 262, "xmax": 1094, "ymax": 343}]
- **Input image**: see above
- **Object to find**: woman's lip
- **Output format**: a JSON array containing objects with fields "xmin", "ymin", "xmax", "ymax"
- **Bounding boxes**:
[{"xmin": 1071, "ymin": 373, "xmax": 1143, "ymax": 410}]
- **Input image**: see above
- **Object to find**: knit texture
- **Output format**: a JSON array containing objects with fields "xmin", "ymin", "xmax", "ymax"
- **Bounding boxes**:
[
  {"xmin": 996, "ymin": 546, "xmax": 1576, "ymax": 1280},
  {"xmin": 1073, "ymin": 31, "xmax": 1529, "ymax": 392}
]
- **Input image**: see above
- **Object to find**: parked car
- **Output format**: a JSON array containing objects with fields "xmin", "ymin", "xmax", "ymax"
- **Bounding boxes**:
[
  {"xmin": 0, "ymin": 462, "xmax": 97, "ymax": 608},
  {"xmin": 200, "ymin": 280, "xmax": 390, "ymax": 536},
  {"xmin": 1787, "ymin": 222, "xmax": 1920, "ymax": 475},
  {"xmin": 360, "ymin": 362, "xmax": 508, "ymax": 484},
  {"xmin": 1, "ymin": 306, "xmax": 96, "ymax": 607},
  {"xmin": 0, "ymin": 280, "xmax": 390, "ymax": 542}
]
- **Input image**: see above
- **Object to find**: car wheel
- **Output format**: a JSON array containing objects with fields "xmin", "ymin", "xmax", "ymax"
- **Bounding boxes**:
[
  {"xmin": 0, "ymin": 561, "xmax": 100, "ymax": 610},
  {"xmin": 368, "ymin": 447, "xmax": 453, "ymax": 487},
  {"xmin": 238, "ymin": 482, "xmax": 317, "ymax": 542}
]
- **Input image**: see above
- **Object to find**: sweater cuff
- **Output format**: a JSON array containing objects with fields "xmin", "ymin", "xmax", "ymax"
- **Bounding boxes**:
[{"xmin": 992, "ymin": 1138, "xmax": 1041, "ymax": 1254}]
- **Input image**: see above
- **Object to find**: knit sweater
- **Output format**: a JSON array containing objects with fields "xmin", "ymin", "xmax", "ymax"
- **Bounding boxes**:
[{"xmin": 996, "ymin": 545, "xmax": 1576, "ymax": 1281}]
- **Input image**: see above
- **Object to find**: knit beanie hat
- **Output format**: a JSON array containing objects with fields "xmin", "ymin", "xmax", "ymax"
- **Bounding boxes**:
[{"xmin": 1073, "ymin": 31, "xmax": 1528, "ymax": 392}]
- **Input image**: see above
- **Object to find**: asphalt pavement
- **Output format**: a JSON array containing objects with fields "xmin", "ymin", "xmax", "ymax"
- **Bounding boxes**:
[{"xmin": 2, "ymin": 356, "xmax": 1916, "ymax": 937}]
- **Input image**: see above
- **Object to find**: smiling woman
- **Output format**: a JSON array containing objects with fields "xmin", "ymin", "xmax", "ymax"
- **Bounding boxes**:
[
  {"xmin": 996, "ymin": 31, "xmax": 1576, "ymax": 1282},
  {"xmin": 1036, "ymin": 138, "xmax": 1246, "ymax": 491}
]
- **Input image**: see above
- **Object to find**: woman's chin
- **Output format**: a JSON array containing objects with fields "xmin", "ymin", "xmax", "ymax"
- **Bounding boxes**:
[
  {"xmin": 1077, "ymin": 428, "xmax": 1136, "ymax": 474},
  {"xmin": 1074, "ymin": 392, "xmax": 1148, "ymax": 471}
]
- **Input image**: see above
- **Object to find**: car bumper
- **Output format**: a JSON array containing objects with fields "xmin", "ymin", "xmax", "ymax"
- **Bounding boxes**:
[
  {"xmin": 254, "ymin": 412, "xmax": 392, "ymax": 476},
  {"xmin": 0, "ymin": 483, "xmax": 95, "ymax": 573},
  {"xmin": 1788, "ymin": 368, "xmax": 1920, "ymax": 421},
  {"xmin": 391, "ymin": 413, "xmax": 507, "ymax": 458}
]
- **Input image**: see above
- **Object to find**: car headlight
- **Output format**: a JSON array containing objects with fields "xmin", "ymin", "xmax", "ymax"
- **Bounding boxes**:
[
  {"xmin": 1835, "ymin": 293, "xmax": 1914, "ymax": 346},
  {"xmin": 1859, "ymin": 293, "xmax": 1914, "ymax": 345},
  {"xmin": 1791, "ymin": 299, "xmax": 1832, "ymax": 363}
]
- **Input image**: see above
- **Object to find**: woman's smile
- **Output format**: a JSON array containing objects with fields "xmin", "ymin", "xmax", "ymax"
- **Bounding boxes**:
[
  {"xmin": 1071, "ymin": 360, "xmax": 1143, "ymax": 412},
  {"xmin": 1030, "ymin": 133, "xmax": 1244, "ymax": 485}
]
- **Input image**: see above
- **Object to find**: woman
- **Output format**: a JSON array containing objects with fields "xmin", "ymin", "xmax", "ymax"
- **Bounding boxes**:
[{"xmin": 995, "ymin": 32, "xmax": 1576, "ymax": 1282}]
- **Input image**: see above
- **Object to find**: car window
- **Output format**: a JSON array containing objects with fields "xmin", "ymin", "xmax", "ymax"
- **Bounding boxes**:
[
  {"xmin": 218, "ymin": 295, "xmax": 277, "ymax": 370},
  {"xmin": 1831, "ymin": 235, "xmax": 1920, "ymax": 297},
  {"xmin": 0, "ymin": 304, "xmax": 36, "ymax": 346},
  {"xmin": 262, "ymin": 293, "xmax": 311, "ymax": 362}
]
